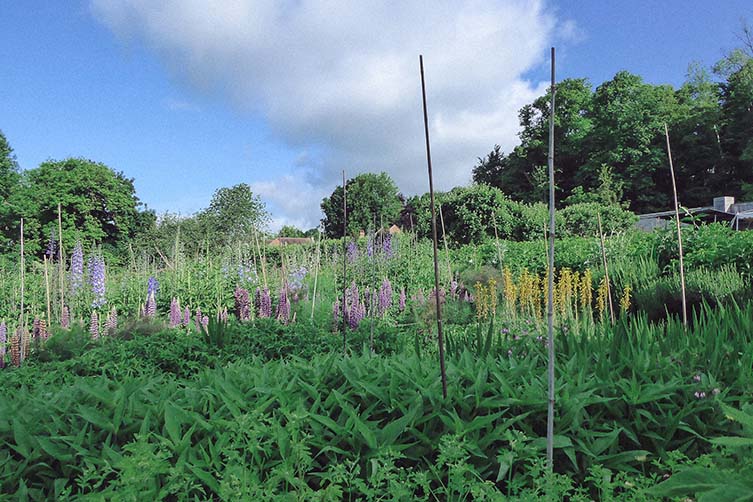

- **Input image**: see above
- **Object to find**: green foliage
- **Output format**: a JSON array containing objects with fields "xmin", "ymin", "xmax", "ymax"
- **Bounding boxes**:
[
  {"xmin": 321, "ymin": 172, "xmax": 402, "ymax": 238},
  {"xmin": 197, "ymin": 183, "xmax": 269, "ymax": 248},
  {"xmin": 3, "ymin": 157, "xmax": 150, "ymax": 257}
]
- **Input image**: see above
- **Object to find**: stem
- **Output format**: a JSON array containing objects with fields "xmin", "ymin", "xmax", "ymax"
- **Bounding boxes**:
[{"xmin": 546, "ymin": 47, "xmax": 556, "ymax": 471}]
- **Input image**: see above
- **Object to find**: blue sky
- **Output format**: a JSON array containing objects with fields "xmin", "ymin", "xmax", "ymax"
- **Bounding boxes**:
[{"xmin": 1, "ymin": 1, "xmax": 750, "ymax": 230}]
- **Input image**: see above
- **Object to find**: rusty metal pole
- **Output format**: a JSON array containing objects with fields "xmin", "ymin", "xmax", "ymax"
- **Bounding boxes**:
[{"xmin": 419, "ymin": 55, "xmax": 448, "ymax": 399}]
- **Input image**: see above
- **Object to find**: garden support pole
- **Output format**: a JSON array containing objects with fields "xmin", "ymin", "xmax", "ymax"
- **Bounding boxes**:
[
  {"xmin": 419, "ymin": 55, "xmax": 448, "ymax": 399},
  {"xmin": 546, "ymin": 47, "xmax": 556, "ymax": 471},
  {"xmin": 665, "ymin": 124, "xmax": 688, "ymax": 328}
]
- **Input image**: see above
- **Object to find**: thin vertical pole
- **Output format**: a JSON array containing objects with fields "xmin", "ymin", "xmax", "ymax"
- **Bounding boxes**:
[
  {"xmin": 20, "ymin": 218, "xmax": 25, "ymax": 329},
  {"xmin": 438, "ymin": 204, "xmax": 452, "ymax": 283},
  {"xmin": 310, "ymin": 226, "xmax": 323, "ymax": 321},
  {"xmin": 419, "ymin": 55, "xmax": 448, "ymax": 399},
  {"xmin": 665, "ymin": 124, "xmax": 688, "ymax": 327},
  {"xmin": 546, "ymin": 47, "xmax": 556, "ymax": 471},
  {"xmin": 342, "ymin": 170, "xmax": 348, "ymax": 354},
  {"xmin": 58, "ymin": 203, "xmax": 64, "ymax": 321},
  {"xmin": 44, "ymin": 256, "xmax": 52, "ymax": 324}
]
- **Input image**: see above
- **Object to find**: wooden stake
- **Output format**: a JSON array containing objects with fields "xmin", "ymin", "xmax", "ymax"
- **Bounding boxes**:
[
  {"xmin": 492, "ymin": 212, "xmax": 503, "ymax": 269},
  {"xmin": 438, "ymin": 204, "xmax": 452, "ymax": 282},
  {"xmin": 665, "ymin": 124, "xmax": 688, "ymax": 327},
  {"xmin": 546, "ymin": 47, "xmax": 556, "ymax": 471},
  {"xmin": 20, "ymin": 218, "xmax": 25, "ymax": 330},
  {"xmin": 310, "ymin": 225, "xmax": 323, "ymax": 321},
  {"xmin": 342, "ymin": 170, "xmax": 348, "ymax": 354},
  {"xmin": 57, "ymin": 203, "xmax": 64, "ymax": 321},
  {"xmin": 44, "ymin": 256, "xmax": 52, "ymax": 324},
  {"xmin": 419, "ymin": 55, "xmax": 448, "ymax": 399}
]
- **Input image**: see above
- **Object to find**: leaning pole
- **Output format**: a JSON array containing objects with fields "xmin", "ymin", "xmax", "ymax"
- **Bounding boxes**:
[{"xmin": 546, "ymin": 46, "xmax": 557, "ymax": 471}]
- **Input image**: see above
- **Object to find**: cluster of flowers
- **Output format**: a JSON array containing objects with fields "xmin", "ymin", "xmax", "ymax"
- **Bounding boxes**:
[
  {"xmin": 692, "ymin": 374, "xmax": 721, "ymax": 399},
  {"xmin": 89, "ymin": 307, "xmax": 118, "ymax": 339},
  {"xmin": 287, "ymin": 267, "xmax": 308, "ymax": 302},
  {"xmin": 333, "ymin": 281, "xmax": 367, "ymax": 330},
  {"xmin": 348, "ymin": 233, "xmax": 396, "ymax": 263},
  {"xmin": 232, "ymin": 285, "xmax": 291, "ymax": 324}
]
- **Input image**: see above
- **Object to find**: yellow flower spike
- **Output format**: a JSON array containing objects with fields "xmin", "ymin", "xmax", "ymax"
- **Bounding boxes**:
[
  {"xmin": 620, "ymin": 285, "xmax": 632, "ymax": 314},
  {"xmin": 596, "ymin": 276, "xmax": 608, "ymax": 320}
]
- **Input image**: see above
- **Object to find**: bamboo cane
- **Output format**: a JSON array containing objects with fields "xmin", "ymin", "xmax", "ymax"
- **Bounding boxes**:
[
  {"xmin": 664, "ymin": 124, "xmax": 688, "ymax": 327},
  {"xmin": 44, "ymin": 256, "xmax": 51, "ymax": 324},
  {"xmin": 342, "ymin": 170, "xmax": 348, "ymax": 355},
  {"xmin": 419, "ymin": 55, "xmax": 448, "ymax": 399},
  {"xmin": 546, "ymin": 47, "xmax": 556, "ymax": 471},
  {"xmin": 57, "ymin": 203, "xmax": 64, "ymax": 321},
  {"xmin": 310, "ymin": 226, "xmax": 323, "ymax": 321},
  {"xmin": 20, "ymin": 218, "xmax": 25, "ymax": 330}
]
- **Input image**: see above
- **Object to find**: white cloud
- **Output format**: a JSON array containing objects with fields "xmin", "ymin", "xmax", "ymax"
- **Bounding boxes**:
[{"xmin": 91, "ymin": 0, "xmax": 568, "ymax": 227}]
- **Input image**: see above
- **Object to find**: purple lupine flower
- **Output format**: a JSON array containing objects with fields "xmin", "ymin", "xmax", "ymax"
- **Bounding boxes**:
[
  {"xmin": 105, "ymin": 307, "xmax": 117, "ymax": 335},
  {"xmin": 45, "ymin": 229, "xmax": 57, "ymax": 262},
  {"xmin": 87, "ymin": 254, "xmax": 106, "ymax": 309},
  {"xmin": 287, "ymin": 267, "xmax": 307, "ymax": 303},
  {"xmin": 219, "ymin": 307, "xmax": 228, "ymax": 322},
  {"xmin": 346, "ymin": 241, "xmax": 358, "ymax": 262},
  {"xmin": 61, "ymin": 305, "xmax": 70, "ymax": 329},
  {"xmin": 234, "ymin": 286, "xmax": 251, "ymax": 321},
  {"xmin": 399, "ymin": 288, "xmax": 406, "ymax": 312},
  {"xmin": 145, "ymin": 291, "xmax": 156, "ymax": 318},
  {"xmin": 89, "ymin": 311, "xmax": 99, "ymax": 340},
  {"xmin": 183, "ymin": 306, "xmax": 191, "ymax": 327},
  {"xmin": 195, "ymin": 308, "xmax": 203, "ymax": 332},
  {"xmin": 201, "ymin": 315, "xmax": 209, "ymax": 330},
  {"xmin": 69, "ymin": 241, "xmax": 84, "ymax": 296},
  {"xmin": 382, "ymin": 233, "xmax": 393, "ymax": 258},
  {"xmin": 32, "ymin": 317, "xmax": 41, "ymax": 342},
  {"xmin": 348, "ymin": 299, "xmax": 366, "ymax": 330},
  {"xmin": 276, "ymin": 288, "xmax": 290, "ymax": 325},
  {"xmin": 169, "ymin": 298, "xmax": 182, "ymax": 328},
  {"xmin": 258, "ymin": 287, "xmax": 272, "ymax": 318},
  {"xmin": 364, "ymin": 287, "xmax": 372, "ymax": 307},
  {"xmin": 333, "ymin": 298, "xmax": 341, "ymax": 325},
  {"xmin": 378, "ymin": 278, "xmax": 392, "ymax": 316},
  {"xmin": 0, "ymin": 321, "xmax": 6, "ymax": 369},
  {"xmin": 147, "ymin": 276, "xmax": 160, "ymax": 297}
]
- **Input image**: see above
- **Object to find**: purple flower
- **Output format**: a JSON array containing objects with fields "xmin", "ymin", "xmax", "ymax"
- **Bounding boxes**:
[
  {"xmin": 257, "ymin": 287, "xmax": 272, "ymax": 318},
  {"xmin": 169, "ymin": 298, "xmax": 182, "ymax": 328},
  {"xmin": 61, "ymin": 305, "xmax": 70, "ymax": 329},
  {"xmin": 399, "ymin": 288, "xmax": 406, "ymax": 312},
  {"xmin": 182, "ymin": 306, "xmax": 191, "ymax": 328},
  {"xmin": 147, "ymin": 276, "xmax": 159, "ymax": 297},
  {"xmin": 333, "ymin": 298, "xmax": 341, "ymax": 325},
  {"xmin": 105, "ymin": 307, "xmax": 117, "ymax": 335},
  {"xmin": 219, "ymin": 307, "xmax": 228, "ymax": 322},
  {"xmin": 378, "ymin": 278, "xmax": 392, "ymax": 316},
  {"xmin": 286, "ymin": 267, "xmax": 307, "ymax": 303},
  {"xmin": 382, "ymin": 234, "xmax": 393, "ymax": 258},
  {"xmin": 693, "ymin": 374, "xmax": 701, "ymax": 382},
  {"xmin": 89, "ymin": 311, "xmax": 99, "ymax": 340},
  {"xmin": 145, "ymin": 291, "xmax": 156, "ymax": 318},
  {"xmin": 69, "ymin": 241, "xmax": 84, "ymax": 296},
  {"xmin": 347, "ymin": 241, "xmax": 358, "ymax": 263},
  {"xmin": 501, "ymin": 328, "xmax": 510, "ymax": 334},
  {"xmin": 276, "ymin": 288, "xmax": 291, "ymax": 324},
  {"xmin": 195, "ymin": 307, "xmax": 203, "ymax": 332},
  {"xmin": 234, "ymin": 286, "xmax": 250, "ymax": 321},
  {"xmin": 45, "ymin": 229, "xmax": 57, "ymax": 262},
  {"xmin": 201, "ymin": 315, "xmax": 209, "ymax": 330},
  {"xmin": 348, "ymin": 299, "xmax": 365, "ymax": 330},
  {"xmin": 0, "ymin": 321, "xmax": 6, "ymax": 369},
  {"xmin": 87, "ymin": 254, "xmax": 106, "ymax": 309}
]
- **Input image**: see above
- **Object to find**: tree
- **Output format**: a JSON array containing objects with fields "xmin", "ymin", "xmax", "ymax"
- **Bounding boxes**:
[
  {"xmin": 0, "ymin": 131, "xmax": 21, "ymax": 253},
  {"xmin": 321, "ymin": 172, "xmax": 402, "ymax": 238},
  {"xmin": 278, "ymin": 225, "xmax": 305, "ymax": 238},
  {"xmin": 6, "ymin": 158, "xmax": 149, "ymax": 257},
  {"xmin": 197, "ymin": 183, "xmax": 269, "ymax": 247}
]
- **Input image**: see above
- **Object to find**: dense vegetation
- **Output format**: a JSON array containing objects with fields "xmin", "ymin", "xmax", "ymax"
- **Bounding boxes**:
[{"xmin": 0, "ymin": 30, "xmax": 751, "ymax": 501}]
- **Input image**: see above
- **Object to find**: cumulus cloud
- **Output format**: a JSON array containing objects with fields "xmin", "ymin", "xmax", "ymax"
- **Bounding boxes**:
[{"xmin": 91, "ymin": 0, "xmax": 566, "ymax": 229}]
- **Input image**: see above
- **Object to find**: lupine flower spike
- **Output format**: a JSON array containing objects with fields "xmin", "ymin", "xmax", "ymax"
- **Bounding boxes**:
[
  {"xmin": 0, "ymin": 321, "xmax": 6, "ymax": 369},
  {"xmin": 89, "ymin": 311, "xmax": 100, "ymax": 340},
  {"xmin": 169, "ymin": 298, "xmax": 182, "ymax": 328}
]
